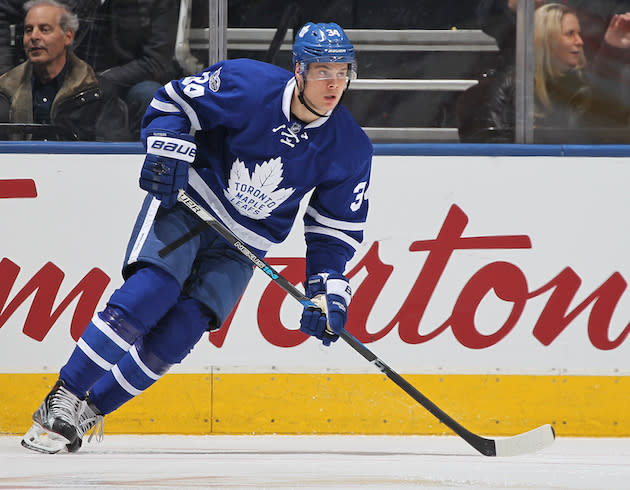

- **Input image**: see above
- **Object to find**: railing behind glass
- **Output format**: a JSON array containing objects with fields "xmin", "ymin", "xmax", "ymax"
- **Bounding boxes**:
[{"xmin": 176, "ymin": 25, "xmax": 499, "ymax": 143}]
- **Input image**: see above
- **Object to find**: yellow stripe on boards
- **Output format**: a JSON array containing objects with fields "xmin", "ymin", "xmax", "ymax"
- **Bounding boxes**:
[{"xmin": 1, "ymin": 374, "xmax": 627, "ymax": 437}]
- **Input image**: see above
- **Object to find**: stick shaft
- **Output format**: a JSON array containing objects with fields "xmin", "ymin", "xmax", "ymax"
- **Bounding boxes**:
[
  {"xmin": 158, "ymin": 222, "xmax": 208, "ymax": 258},
  {"xmin": 175, "ymin": 190, "xmax": 312, "ymax": 306},
  {"xmin": 173, "ymin": 189, "xmax": 552, "ymax": 457}
]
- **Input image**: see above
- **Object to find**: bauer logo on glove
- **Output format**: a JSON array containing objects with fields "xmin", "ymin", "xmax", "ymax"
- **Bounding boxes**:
[
  {"xmin": 147, "ymin": 135, "xmax": 197, "ymax": 162},
  {"xmin": 140, "ymin": 130, "xmax": 197, "ymax": 208}
]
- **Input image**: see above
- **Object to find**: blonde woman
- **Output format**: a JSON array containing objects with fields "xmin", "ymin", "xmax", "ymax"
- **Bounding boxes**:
[
  {"xmin": 457, "ymin": 4, "xmax": 630, "ymax": 142},
  {"xmin": 533, "ymin": 3, "xmax": 588, "ymax": 124}
]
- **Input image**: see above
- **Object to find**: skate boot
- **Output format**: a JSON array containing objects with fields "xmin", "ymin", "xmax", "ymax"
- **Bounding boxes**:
[
  {"xmin": 66, "ymin": 396, "xmax": 104, "ymax": 453},
  {"xmin": 21, "ymin": 379, "xmax": 83, "ymax": 454}
]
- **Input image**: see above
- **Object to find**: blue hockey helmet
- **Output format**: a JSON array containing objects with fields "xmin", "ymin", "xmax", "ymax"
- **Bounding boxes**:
[{"xmin": 292, "ymin": 22, "xmax": 357, "ymax": 80}]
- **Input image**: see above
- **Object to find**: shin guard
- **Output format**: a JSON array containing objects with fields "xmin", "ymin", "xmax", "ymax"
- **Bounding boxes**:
[
  {"xmin": 89, "ymin": 296, "xmax": 213, "ymax": 414},
  {"xmin": 60, "ymin": 266, "xmax": 180, "ymax": 398}
]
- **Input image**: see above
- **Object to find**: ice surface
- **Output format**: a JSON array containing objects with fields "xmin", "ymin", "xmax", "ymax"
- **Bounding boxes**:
[{"xmin": 0, "ymin": 434, "xmax": 629, "ymax": 489}]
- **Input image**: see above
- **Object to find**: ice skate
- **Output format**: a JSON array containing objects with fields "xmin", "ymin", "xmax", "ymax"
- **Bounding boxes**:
[
  {"xmin": 21, "ymin": 379, "xmax": 83, "ymax": 454},
  {"xmin": 66, "ymin": 396, "xmax": 104, "ymax": 453}
]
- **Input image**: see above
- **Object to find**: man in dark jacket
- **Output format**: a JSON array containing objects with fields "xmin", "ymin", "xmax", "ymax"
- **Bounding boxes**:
[
  {"xmin": 73, "ymin": 0, "xmax": 180, "ymax": 140},
  {"xmin": 0, "ymin": 0, "xmax": 128, "ymax": 141}
]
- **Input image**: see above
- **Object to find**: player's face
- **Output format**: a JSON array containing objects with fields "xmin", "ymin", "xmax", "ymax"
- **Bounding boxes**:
[
  {"xmin": 23, "ymin": 5, "xmax": 73, "ymax": 69},
  {"xmin": 302, "ymin": 62, "xmax": 349, "ymax": 112}
]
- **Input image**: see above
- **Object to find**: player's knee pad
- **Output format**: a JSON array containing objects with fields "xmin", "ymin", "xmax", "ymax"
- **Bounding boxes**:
[
  {"xmin": 108, "ymin": 264, "xmax": 181, "ymax": 334},
  {"xmin": 96, "ymin": 305, "xmax": 144, "ymax": 346},
  {"xmin": 73, "ymin": 305, "xmax": 145, "ymax": 369},
  {"xmin": 141, "ymin": 296, "xmax": 215, "ymax": 365}
]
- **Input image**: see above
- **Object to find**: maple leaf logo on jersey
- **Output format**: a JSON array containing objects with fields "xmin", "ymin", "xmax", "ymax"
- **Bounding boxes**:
[{"xmin": 223, "ymin": 157, "xmax": 295, "ymax": 220}]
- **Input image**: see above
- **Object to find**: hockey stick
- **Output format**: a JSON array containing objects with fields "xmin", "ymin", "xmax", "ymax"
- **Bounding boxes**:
[
  {"xmin": 169, "ymin": 189, "xmax": 556, "ymax": 457},
  {"xmin": 158, "ymin": 221, "xmax": 207, "ymax": 257}
]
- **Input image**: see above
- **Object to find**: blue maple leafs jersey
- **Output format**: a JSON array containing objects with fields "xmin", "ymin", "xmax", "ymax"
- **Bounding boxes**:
[{"xmin": 142, "ymin": 58, "xmax": 373, "ymax": 276}]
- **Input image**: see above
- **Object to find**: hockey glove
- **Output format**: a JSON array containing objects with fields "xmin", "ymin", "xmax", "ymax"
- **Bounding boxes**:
[
  {"xmin": 140, "ymin": 130, "xmax": 197, "ymax": 208},
  {"xmin": 299, "ymin": 273, "xmax": 352, "ymax": 346}
]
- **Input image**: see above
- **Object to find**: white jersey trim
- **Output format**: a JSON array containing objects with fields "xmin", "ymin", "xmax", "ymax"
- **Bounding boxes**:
[
  {"xmin": 150, "ymin": 99, "xmax": 181, "ymax": 113},
  {"xmin": 304, "ymin": 225, "xmax": 361, "ymax": 250},
  {"xmin": 188, "ymin": 168, "xmax": 276, "ymax": 252},
  {"xmin": 281, "ymin": 78, "xmax": 293, "ymax": 120},
  {"xmin": 305, "ymin": 205, "xmax": 365, "ymax": 231},
  {"xmin": 283, "ymin": 78, "xmax": 331, "ymax": 129},
  {"xmin": 165, "ymin": 82, "xmax": 201, "ymax": 131},
  {"xmin": 127, "ymin": 197, "xmax": 161, "ymax": 266}
]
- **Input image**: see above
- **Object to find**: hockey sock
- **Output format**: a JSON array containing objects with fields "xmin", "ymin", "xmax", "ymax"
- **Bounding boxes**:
[
  {"xmin": 59, "ymin": 307, "xmax": 143, "ymax": 398},
  {"xmin": 59, "ymin": 266, "xmax": 180, "ymax": 398},
  {"xmin": 88, "ymin": 338, "xmax": 172, "ymax": 414},
  {"xmin": 89, "ymin": 296, "xmax": 214, "ymax": 414}
]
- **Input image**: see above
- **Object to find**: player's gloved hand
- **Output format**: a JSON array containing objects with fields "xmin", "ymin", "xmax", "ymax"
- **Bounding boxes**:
[
  {"xmin": 300, "ymin": 273, "xmax": 352, "ymax": 346},
  {"xmin": 140, "ymin": 129, "xmax": 197, "ymax": 208}
]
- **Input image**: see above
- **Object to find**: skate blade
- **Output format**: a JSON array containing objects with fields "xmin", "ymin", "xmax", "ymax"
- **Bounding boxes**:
[{"xmin": 21, "ymin": 422, "xmax": 70, "ymax": 454}]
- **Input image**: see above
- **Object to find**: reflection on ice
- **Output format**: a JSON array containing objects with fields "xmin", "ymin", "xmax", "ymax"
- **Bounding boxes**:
[{"xmin": 1, "ymin": 434, "xmax": 629, "ymax": 489}]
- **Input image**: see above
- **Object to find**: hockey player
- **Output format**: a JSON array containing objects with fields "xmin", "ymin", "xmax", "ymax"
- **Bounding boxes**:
[{"xmin": 21, "ymin": 21, "xmax": 373, "ymax": 454}]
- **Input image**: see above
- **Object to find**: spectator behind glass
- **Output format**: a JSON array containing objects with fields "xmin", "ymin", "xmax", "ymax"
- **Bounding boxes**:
[
  {"xmin": 73, "ymin": 0, "xmax": 180, "ymax": 140},
  {"xmin": 0, "ymin": 1, "xmax": 100, "ymax": 76},
  {"xmin": 0, "ymin": 0, "xmax": 129, "ymax": 141},
  {"xmin": 457, "ymin": 3, "xmax": 630, "ymax": 143},
  {"xmin": 478, "ymin": 0, "xmax": 630, "ymax": 68}
]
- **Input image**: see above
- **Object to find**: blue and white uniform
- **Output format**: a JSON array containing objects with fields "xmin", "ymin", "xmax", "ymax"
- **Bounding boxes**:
[
  {"xmin": 56, "ymin": 58, "xmax": 372, "ymax": 416},
  {"xmin": 22, "ymin": 22, "xmax": 374, "ymax": 453},
  {"xmin": 141, "ymin": 58, "xmax": 372, "ymax": 275}
]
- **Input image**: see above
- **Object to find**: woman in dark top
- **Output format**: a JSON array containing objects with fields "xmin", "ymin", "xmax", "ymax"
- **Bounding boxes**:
[{"xmin": 458, "ymin": 3, "xmax": 630, "ymax": 143}]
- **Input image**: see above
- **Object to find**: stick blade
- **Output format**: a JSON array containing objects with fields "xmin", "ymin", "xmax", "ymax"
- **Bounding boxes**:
[{"xmin": 493, "ymin": 424, "xmax": 555, "ymax": 457}]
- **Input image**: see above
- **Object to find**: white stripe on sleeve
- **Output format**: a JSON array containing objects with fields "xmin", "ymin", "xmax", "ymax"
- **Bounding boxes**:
[
  {"xmin": 165, "ymin": 82, "xmax": 201, "ymax": 130},
  {"xmin": 305, "ymin": 206, "xmax": 366, "ymax": 231},
  {"xmin": 150, "ymin": 99, "xmax": 181, "ymax": 113},
  {"xmin": 304, "ymin": 225, "xmax": 361, "ymax": 250}
]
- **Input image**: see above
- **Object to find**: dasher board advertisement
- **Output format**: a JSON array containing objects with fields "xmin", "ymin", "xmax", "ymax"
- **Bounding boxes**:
[{"xmin": 1, "ymin": 151, "xmax": 629, "ymax": 376}]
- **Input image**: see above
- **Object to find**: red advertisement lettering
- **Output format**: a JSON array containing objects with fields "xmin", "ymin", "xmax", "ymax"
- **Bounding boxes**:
[
  {"xmin": 2, "ymin": 198, "xmax": 628, "ymax": 351},
  {"xmin": 0, "ymin": 258, "xmax": 110, "ymax": 341}
]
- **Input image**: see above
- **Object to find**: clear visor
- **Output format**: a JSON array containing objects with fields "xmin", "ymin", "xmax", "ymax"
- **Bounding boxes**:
[{"xmin": 299, "ymin": 61, "xmax": 358, "ymax": 82}]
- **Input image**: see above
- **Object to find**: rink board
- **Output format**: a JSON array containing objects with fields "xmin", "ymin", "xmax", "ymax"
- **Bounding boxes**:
[
  {"xmin": 1, "ymin": 373, "xmax": 628, "ymax": 437},
  {"xmin": 1, "ymin": 143, "xmax": 630, "ymax": 436}
]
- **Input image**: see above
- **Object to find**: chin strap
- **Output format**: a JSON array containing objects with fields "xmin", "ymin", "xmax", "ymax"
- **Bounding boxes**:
[
  {"xmin": 296, "ymin": 77, "xmax": 352, "ymax": 119},
  {"xmin": 297, "ymin": 87, "xmax": 329, "ymax": 118}
]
